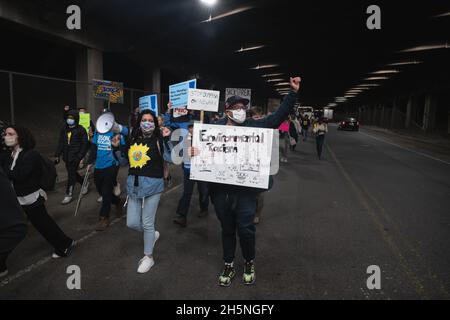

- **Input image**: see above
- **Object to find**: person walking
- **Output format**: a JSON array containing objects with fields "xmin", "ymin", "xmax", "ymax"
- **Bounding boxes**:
[{"xmin": 313, "ymin": 118, "xmax": 328, "ymax": 160}]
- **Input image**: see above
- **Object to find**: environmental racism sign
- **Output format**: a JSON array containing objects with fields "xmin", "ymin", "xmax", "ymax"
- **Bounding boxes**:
[
  {"xmin": 93, "ymin": 79, "xmax": 124, "ymax": 104},
  {"xmin": 190, "ymin": 124, "xmax": 274, "ymax": 189},
  {"xmin": 139, "ymin": 95, "xmax": 159, "ymax": 116},
  {"xmin": 187, "ymin": 89, "xmax": 220, "ymax": 112},
  {"xmin": 225, "ymin": 88, "xmax": 252, "ymax": 109},
  {"xmin": 169, "ymin": 80, "xmax": 197, "ymax": 118}
]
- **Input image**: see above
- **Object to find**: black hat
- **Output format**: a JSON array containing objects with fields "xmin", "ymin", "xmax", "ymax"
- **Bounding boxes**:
[{"xmin": 225, "ymin": 96, "xmax": 250, "ymax": 110}]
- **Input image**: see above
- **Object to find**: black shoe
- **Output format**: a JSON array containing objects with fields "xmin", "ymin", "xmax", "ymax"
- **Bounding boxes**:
[
  {"xmin": 198, "ymin": 209, "xmax": 209, "ymax": 218},
  {"xmin": 219, "ymin": 263, "xmax": 236, "ymax": 287},
  {"xmin": 52, "ymin": 240, "xmax": 75, "ymax": 259},
  {"xmin": 173, "ymin": 215, "xmax": 187, "ymax": 227}
]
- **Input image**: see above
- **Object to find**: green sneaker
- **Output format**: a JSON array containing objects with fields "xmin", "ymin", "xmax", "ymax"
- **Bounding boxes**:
[
  {"xmin": 243, "ymin": 261, "xmax": 256, "ymax": 285},
  {"xmin": 218, "ymin": 263, "xmax": 236, "ymax": 287}
]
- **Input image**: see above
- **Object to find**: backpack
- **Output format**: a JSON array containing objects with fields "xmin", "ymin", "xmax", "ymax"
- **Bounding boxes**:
[{"xmin": 38, "ymin": 154, "xmax": 57, "ymax": 191}]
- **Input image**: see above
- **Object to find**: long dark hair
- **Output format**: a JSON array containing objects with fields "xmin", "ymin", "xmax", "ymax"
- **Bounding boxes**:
[
  {"xmin": 7, "ymin": 125, "xmax": 36, "ymax": 151},
  {"xmin": 130, "ymin": 110, "xmax": 162, "ymax": 143}
]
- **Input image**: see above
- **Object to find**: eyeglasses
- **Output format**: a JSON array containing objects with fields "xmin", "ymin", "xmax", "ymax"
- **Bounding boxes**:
[{"xmin": 228, "ymin": 104, "xmax": 246, "ymax": 111}]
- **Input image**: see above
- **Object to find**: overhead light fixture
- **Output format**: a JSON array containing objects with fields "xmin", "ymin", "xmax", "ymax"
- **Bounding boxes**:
[
  {"xmin": 400, "ymin": 43, "xmax": 449, "ymax": 53},
  {"xmin": 387, "ymin": 61, "xmax": 422, "ymax": 66},
  {"xmin": 251, "ymin": 64, "xmax": 280, "ymax": 70},
  {"xmin": 433, "ymin": 11, "xmax": 450, "ymax": 18},
  {"xmin": 328, "ymin": 103, "xmax": 337, "ymax": 107},
  {"xmin": 201, "ymin": 5, "xmax": 254, "ymax": 23},
  {"xmin": 274, "ymin": 82, "xmax": 290, "ymax": 86},
  {"xmin": 235, "ymin": 45, "xmax": 266, "ymax": 53},
  {"xmin": 200, "ymin": 0, "xmax": 218, "ymax": 6},
  {"xmin": 266, "ymin": 78, "xmax": 286, "ymax": 83},
  {"xmin": 261, "ymin": 73, "xmax": 284, "ymax": 78},
  {"xmin": 364, "ymin": 76, "xmax": 390, "ymax": 81},
  {"xmin": 371, "ymin": 69, "xmax": 400, "ymax": 75},
  {"xmin": 355, "ymin": 83, "xmax": 381, "ymax": 87}
]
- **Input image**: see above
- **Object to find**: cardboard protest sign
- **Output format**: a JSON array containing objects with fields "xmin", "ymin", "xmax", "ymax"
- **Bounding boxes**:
[
  {"xmin": 190, "ymin": 124, "xmax": 274, "ymax": 189},
  {"xmin": 225, "ymin": 88, "xmax": 252, "ymax": 109},
  {"xmin": 139, "ymin": 95, "xmax": 159, "ymax": 116},
  {"xmin": 187, "ymin": 89, "xmax": 220, "ymax": 112},
  {"xmin": 79, "ymin": 113, "xmax": 91, "ymax": 133},
  {"xmin": 169, "ymin": 79, "xmax": 197, "ymax": 110},
  {"xmin": 93, "ymin": 80, "xmax": 124, "ymax": 104}
]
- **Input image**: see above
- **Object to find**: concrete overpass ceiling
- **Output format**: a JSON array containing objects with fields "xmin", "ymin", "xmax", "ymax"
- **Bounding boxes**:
[{"xmin": 3, "ymin": 0, "xmax": 450, "ymax": 106}]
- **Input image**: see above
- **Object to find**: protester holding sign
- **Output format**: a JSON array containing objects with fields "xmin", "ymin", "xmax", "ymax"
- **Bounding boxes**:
[
  {"xmin": 55, "ymin": 109, "xmax": 89, "ymax": 205},
  {"xmin": 193, "ymin": 76, "xmax": 301, "ymax": 287},
  {"xmin": 87, "ymin": 115, "xmax": 128, "ymax": 232},
  {"xmin": 1, "ymin": 126, "xmax": 74, "ymax": 259},
  {"xmin": 116, "ymin": 110, "xmax": 174, "ymax": 274}
]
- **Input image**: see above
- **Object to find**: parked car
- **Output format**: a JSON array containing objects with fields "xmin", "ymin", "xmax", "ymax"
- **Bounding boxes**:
[{"xmin": 338, "ymin": 118, "xmax": 359, "ymax": 131}]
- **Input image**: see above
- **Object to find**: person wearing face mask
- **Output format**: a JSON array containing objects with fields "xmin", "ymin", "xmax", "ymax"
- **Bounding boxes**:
[
  {"xmin": 203, "ymin": 76, "xmax": 301, "ymax": 287},
  {"xmin": 55, "ymin": 109, "xmax": 89, "ymax": 205},
  {"xmin": 1, "ymin": 126, "xmax": 74, "ymax": 259},
  {"xmin": 86, "ymin": 113, "xmax": 129, "ymax": 232},
  {"xmin": 116, "ymin": 110, "xmax": 174, "ymax": 273}
]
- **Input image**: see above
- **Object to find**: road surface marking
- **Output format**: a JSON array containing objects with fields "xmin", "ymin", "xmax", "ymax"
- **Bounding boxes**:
[
  {"xmin": 360, "ymin": 131, "xmax": 450, "ymax": 165},
  {"xmin": 327, "ymin": 144, "xmax": 429, "ymax": 299},
  {"xmin": 0, "ymin": 184, "xmax": 182, "ymax": 288}
]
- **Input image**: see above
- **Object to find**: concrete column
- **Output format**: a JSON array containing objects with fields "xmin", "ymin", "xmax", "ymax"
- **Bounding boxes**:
[
  {"xmin": 405, "ymin": 96, "xmax": 417, "ymax": 129},
  {"xmin": 423, "ymin": 94, "xmax": 437, "ymax": 132},
  {"xmin": 76, "ymin": 48, "xmax": 104, "ymax": 122},
  {"xmin": 143, "ymin": 67, "xmax": 162, "ymax": 112},
  {"xmin": 372, "ymin": 106, "xmax": 378, "ymax": 125},
  {"xmin": 391, "ymin": 101, "xmax": 398, "ymax": 128},
  {"xmin": 380, "ymin": 106, "xmax": 386, "ymax": 127}
]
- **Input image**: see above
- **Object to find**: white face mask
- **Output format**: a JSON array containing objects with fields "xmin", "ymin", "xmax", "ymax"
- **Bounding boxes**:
[
  {"xmin": 4, "ymin": 135, "xmax": 18, "ymax": 147},
  {"xmin": 228, "ymin": 109, "xmax": 247, "ymax": 124}
]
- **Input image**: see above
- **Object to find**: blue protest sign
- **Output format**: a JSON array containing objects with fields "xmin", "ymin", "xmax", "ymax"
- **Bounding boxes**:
[
  {"xmin": 169, "ymin": 79, "xmax": 197, "ymax": 109},
  {"xmin": 139, "ymin": 95, "xmax": 159, "ymax": 116}
]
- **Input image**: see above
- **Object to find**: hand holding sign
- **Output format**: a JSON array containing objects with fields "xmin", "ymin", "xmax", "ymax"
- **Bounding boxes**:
[
  {"xmin": 188, "ymin": 147, "xmax": 200, "ymax": 157},
  {"xmin": 161, "ymin": 127, "xmax": 171, "ymax": 138},
  {"xmin": 290, "ymin": 77, "xmax": 301, "ymax": 93}
]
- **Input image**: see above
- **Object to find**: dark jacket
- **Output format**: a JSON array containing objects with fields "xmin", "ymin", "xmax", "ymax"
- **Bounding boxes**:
[
  {"xmin": 55, "ymin": 110, "xmax": 88, "ymax": 163},
  {"xmin": 289, "ymin": 121, "xmax": 299, "ymax": 141},
  {"xmin": 210, "ymin": 90, "xmax": 298, "ymax": 193},
  {"xmin": 0, "ymin": 166, "xmax": 27, "ymax": 232},
  {"xmin": 1, "ymin": 149, "xmax": 42, "ymax": 197}
]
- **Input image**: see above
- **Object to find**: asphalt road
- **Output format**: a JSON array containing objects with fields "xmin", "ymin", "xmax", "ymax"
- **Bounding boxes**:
[{"xmin": 1, "ymin": 125, "xmax": 449, "ymax": 300}]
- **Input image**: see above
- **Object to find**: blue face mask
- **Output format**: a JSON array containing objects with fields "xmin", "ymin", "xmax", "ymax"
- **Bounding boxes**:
[
  {"xmin": 140, "ymin": 121, "xmax": 155, "ymax": 133},
  {"xmin": 67, "ymin": 119, "xmax": 75, "ymax": 126}
]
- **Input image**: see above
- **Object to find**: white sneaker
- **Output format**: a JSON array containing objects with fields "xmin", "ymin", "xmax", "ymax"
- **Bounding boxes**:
[
  {"xmin": 114, "ymin": 182, "xmax": 121, "ymax": 197},
  {"xmin": 97, "ymin": 196, "xmax": 103, "ymax": 203},
  {"xmin": 81, "ymin": 182, "xmax": 90, "ymax": 196},
  {"xmin": 137, "ymin": 256, "xmax": 155, "ymax": 274},
  {"xmin": 61, "ymin": 196, "xmax": 73, "ymax": 205}
]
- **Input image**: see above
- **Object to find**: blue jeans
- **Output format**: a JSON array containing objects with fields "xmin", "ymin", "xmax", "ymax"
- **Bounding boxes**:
[
  {"xmin": 126, "ymin": 193, "xmax": 162, "ymax": 256},
  {"xmin": 302, "ymin": 127, "xmax": 309, "ymax": 141},
  {"xmin": 210, "ymin": 190, "xmax": 257, "ymax": 263}
]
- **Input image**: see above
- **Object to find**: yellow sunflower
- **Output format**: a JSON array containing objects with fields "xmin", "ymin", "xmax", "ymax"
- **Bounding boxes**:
[{"xmin": 128, "ymin": 143, "xmax": 151, "ymax": 169}]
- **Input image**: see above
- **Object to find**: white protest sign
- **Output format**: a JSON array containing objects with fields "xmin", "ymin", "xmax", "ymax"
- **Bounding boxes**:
[
  {"xmin": 190, "ymin": 124, "xmax": 274, "ymax": 189},
  {"xmin": 187, "ymin": 89, "xmax": 220, "ymax": 112},
  {"xmin": 225, "ymin": 88, "xmax": 252, "ymax": 108}
]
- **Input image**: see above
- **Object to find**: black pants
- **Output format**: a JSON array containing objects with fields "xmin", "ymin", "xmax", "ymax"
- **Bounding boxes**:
[
  {"xmin": 65, "ymin": 160, "xmax": 83, "ymax": 194},
  {"xmin": 0, "ymin": 224, "xmax": 27, "ymax": 272},
  {"xmin": 94, "ymin": 166, "xmax": 120, "ymax": 218},
  {"xmin": 211, "ymin": 190, "xmax": 257, "ymax": 263},
  {"xmin": 23, "ymin": 201, "xmax": 73, "ymax": 256},
  {"xmin": 316, "ymin": 135, "xmax": 326, "ymax": 158},
  {"xmin": 176, "ymin": 168, "xmax": 209, "ymax": 217}
]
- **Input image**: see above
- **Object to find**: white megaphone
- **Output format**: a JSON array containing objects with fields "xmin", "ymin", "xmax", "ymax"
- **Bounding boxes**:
[{"xmin": 96, "ymin": 112, "xmax": 124, "ymax": 134}]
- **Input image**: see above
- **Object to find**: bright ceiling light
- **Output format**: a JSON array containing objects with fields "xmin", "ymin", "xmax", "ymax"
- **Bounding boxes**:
[
  {"xmin": 261, "ymin": 73, "xmax": 284, "ymax": 78},
  {"xmin": 387, "ymin": 61, "xmax": 422, "ymax": 66},
  {"xmin": 274, "ymin": 82, "xmax": 290, "ymax": 86},
  {"xmin": 433, "ymin": 11, "xmax": 450, "ymax": 18},
  {"xmin": 371, "ymin": 69, "xmax": 400, "ymax": 75},
  {"xmin": 266, "ymin": 79, "xmax": 286, "ymax": 83},
  {"xmin": 251, "ymin": 64, "xmax": 280, "ymax": 70},
  {"xmin": 400, "ymin": 43, "xmax": 449, "ymax": 53},
  {"xmin": 355, "ymin": 83, "xmax": 381, "ymax": 87},
  {"xmin": 202, "ymin": 6, "xmax": 254, "ymax": 23},
  {"xmin": 200, "ymin": 0, "xmax": 218, "ymax": 6},
  {"xmin": 235, "ymin": 45, "xmax": 266, "ymax": 53},
  {"xmin": 364, "ymin": 76, "xmax": 390, "ymax": 81}
]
